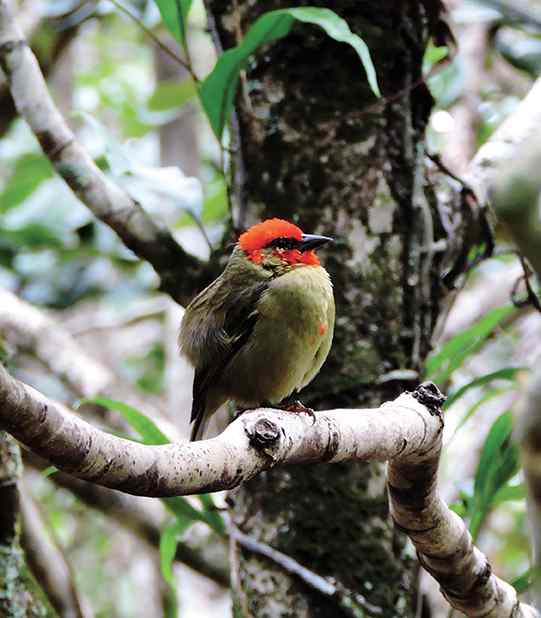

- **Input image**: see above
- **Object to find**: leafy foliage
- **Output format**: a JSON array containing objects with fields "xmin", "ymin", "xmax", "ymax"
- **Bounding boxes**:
[
  {"xmin": 426, "ymin": 305, "xmax": 515, "ymax": 385},
  {"xmin": 468, "ymin": 411, "xmax": 520, "ymax": 539},
  {"xmin": 81, "ymin": 396, "xmax": 226, "ymax": 536},
  {"xmin": 198, "ymin": 7, "xmax": 380, "ymax": 139},
  {"xmin": 80, "ymin": 397, "xmax": 170, "ymax": 445},
  {"xmin": 153, "ymin": 0, "xmax": 193, "ymax": 42},
  {"xmin": 444, "ymin": 367, "xmax": 526, "ymax": 409}
]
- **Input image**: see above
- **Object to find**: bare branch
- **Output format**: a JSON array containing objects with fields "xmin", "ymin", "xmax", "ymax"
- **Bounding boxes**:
[
  {"xmin": 0, "ymin": 0, "xmax": 209, "ymax": 305},
  {"xmin": 490, "ymin": 129, "xmax": 541, "ymax": 280},
  {"xmin": 20, "ymin": 489, "xmax": 90, "ymax": 618},
  {"xmin": 0, "ymin": 364, "xmax": 536, "ymax": 616},
  {"xmin": 490, "ymin": 128, "xmax": 541, "ymax": 609},
  {"xmin": 230, "ymin": 525, "xmax": 384, "ymax": 617},
  {"xmin": 0, "ymin": 433, "xmax": 58, "ymax": 618},
  {"xmin": 467, "ymin": 76, "xmax": 541, "ymax": 205},
  {"xmin": 0, "ymin": 289, "xmax": 110, "ymax": 398},
  {"xmin": 0, "ymin": 289, "xmax": 181, "ymax": 440},
  {"xmin": 37, "ymin": 467, "xmax": 230, "ymax": 587}
]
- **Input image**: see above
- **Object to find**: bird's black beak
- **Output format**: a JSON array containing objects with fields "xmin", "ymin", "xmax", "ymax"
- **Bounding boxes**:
[{"xmin": 300, "ymin": 233, "xmax": 334, "ymax": 251}]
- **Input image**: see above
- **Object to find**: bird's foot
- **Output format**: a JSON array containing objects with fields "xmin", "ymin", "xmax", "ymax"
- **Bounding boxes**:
[
  {"xmin": 278, "ymin": 400, "xmax": 316, "ymax": 424},
  {"xmin": 232, "ymin": 407, "xmax": 251, "ymax": 421}
]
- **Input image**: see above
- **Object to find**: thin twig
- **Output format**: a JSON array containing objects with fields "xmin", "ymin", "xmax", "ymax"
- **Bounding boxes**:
[
  {"xmin": 230, "ymin": 525, "xmax": 384, "ymax": 617},
  {"xmin": 107, "ymin": 0, "xmax": 199, "ymax": 83}
]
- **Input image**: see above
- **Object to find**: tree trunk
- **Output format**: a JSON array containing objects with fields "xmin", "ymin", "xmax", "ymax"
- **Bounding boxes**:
[
  {"xmin": 204, "ymin": 1, "xmax": 469, "ymax": 615},
  {"xmin": 0, "ymin": 432, "xmax": 59, "ymax": 618}
]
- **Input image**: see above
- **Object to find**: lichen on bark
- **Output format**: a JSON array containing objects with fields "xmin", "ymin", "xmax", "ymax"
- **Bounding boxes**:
[{"xmin": 0, "ymin": 432, "xmax": 58, "ymax": 618}]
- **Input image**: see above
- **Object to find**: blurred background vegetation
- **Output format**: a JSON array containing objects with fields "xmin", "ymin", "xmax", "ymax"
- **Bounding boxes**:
[{"xmin": 1, "ymin": 0, "xmax": 540, "ymax": 615}]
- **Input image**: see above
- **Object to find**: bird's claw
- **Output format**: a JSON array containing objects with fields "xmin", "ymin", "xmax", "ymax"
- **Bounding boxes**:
[{"xmin": 281, "ymin": 400, "xmax": 316, "ymax": 425}]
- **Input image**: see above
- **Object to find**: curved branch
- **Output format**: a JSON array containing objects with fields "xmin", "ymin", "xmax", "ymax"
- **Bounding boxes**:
[
  {"xmin": 0, "ymin": 0, "xmax": 208, "ymax": 306},
  {"xmin": 0, "ymin": 365, "xmax": 537, "ymax": 616},
  {"xmin": 20, "ymin": 490, "xmax": 89, "ymax": 618},
  {"xmin": 36, "ymin": 467, "xmax": 230, "ymax": 587},
  {"xmin": 0, "ymin": 362, "xmax": 439, "ymax": 496},
  {"xmin": 0, "ymin": 288, "xmax": 182, "ymax": 440},
  {"xmin": 467, "ymin": 76, "xmax": 541, "ymax": 205},
  {"xmin": 490, "ymin": 128, "xmax": 541, "ymax": 610}
]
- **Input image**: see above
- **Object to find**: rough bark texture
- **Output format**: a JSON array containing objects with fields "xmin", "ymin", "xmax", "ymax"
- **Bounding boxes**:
[
  {"xmin": 205, "ymin": 1, "xmax": 467, "ymax": 615},
  {"xmin": 0, "ymin": 432, "xmax": 58, "ymax": 618}
]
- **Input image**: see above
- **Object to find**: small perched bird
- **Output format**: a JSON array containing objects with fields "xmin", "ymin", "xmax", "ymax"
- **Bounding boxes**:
[{"xmin": 179, "ymin": 218, "xmax": 335, "ymax": 441}]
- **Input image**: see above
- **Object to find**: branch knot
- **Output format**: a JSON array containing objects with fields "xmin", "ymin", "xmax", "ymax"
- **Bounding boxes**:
[
  {"xmin": 412, "ymin": 381, "xmax": 446, "ymax": 415},
  {"xmin": 245, "ymin": 417, "xmax": 281, "ymax": 451}
]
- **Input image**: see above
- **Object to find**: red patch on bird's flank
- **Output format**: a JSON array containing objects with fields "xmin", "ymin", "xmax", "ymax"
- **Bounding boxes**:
[
  {"xmin": 319, "ymin": 323, "xmax": 327, "ymax": 336},
  {"xmin": 239, "ymin": 218, "xmax": 302, "ymax": 252}
]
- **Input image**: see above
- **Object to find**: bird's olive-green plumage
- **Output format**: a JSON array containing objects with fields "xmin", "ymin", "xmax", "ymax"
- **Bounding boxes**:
[{"xmin": 180, "ymin": 238, "xmax": 335, "ymax": 441}]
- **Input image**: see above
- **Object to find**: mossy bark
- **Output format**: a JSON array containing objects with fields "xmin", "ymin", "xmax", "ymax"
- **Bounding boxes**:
[
  {"xmin": 204, "ymin": 1, "xmax": 471, "ymax": 615},
  {"xmin": 0, "ymin": 432, "xmax": 58, "ymax": 618}
]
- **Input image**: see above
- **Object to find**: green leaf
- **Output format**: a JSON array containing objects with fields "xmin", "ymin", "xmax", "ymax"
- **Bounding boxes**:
[
  {"xmin": 448, "ymin": 501, "xmax": 466, "ymax": 517},
  {"xmin": 446, "ymin": 388, "xmax": 510, "ymax": 444},
  {"xmin": 468, "ymin": 411, "xmax": 520, "ymax": 540},
  {"xmin": 0, "ymin": 154, "xmax": 54, "ymax": 213},
  {"xmin": 153, "ymin": 0, "xmax": 193, "ymax": 42},
  {"xmin": 197, "ymin": 493, "xmax": 226, "ymax": 535},
  {"xmin": 511, "ymin": 568, "xmax": 541, "ymax": 594},
  {"xmin": 492, "ymin": 482, "xmax": 526, "ymax": 507},
  {"xmin": 474, "ymin": 411, "xmax": 518, "ymax": 499},
  {"xmin": 444, "ymin": 367, "xmax": 526, "ymax": 409},
  {"xmin": 78, "ymin": 397, "xmax": 170, "ymax": 445},
  {"xmin": 147, "ymin": 78, "xmax": 196, "ymax": 111},
  {"xmin": 200, "ymin": 7, "xmax": 380, "ymax": 139},
  {"xmin": 160, "ymin": 518, "xmax": 192, "ymax": 586},
  {"xmin": 423, "ymin": 43, "xmax": 449, "ymax": 69},
  {"xmin": 42, "ymin": 465, "xmax": 58, "ymax": 478},
  {"xmin": 162, "ymin": 496, "xmax": 225, "ymax": 537},
  {"xmin": 80, "ymin": 396, "xmax": 226, "ymax": 535},
  {"xmin": 0, "ymin": 224, "xmax": 65, "ymax": 250},
  {"xmin": 160, "ymin": 517, "xmax": 193, "ymax": 618},
  {"xmin": 512, "ymin": 569, "xmax": 532, "ymax": 594},
  {"xmin": 426, "ymin": 305, "xmax": 515, "ymax": 385}
]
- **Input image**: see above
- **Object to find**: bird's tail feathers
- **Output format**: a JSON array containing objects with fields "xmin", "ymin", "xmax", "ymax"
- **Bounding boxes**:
[{"xmin": 190, "ymin": 411, "xmax": 209, "ymax": 441}]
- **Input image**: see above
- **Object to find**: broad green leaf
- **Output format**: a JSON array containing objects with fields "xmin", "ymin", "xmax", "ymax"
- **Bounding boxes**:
[
  {"xmin": 444, "ymin": 367, "xmax": 526, "ymax": 409},
  {"xmin": 0, "ymin": 154, "xmax": 54, "ymax": 213},
  {"xmin": 200, "ymin": 7, "xmax": 380, "ymax": 139},
  {"xmin": 153, "ymin": 0, "xmax": 193, "ymax": 42},
  {"xmin": 78, "ymin": 397, "xmax": 170, "ymax": 445},
  {"xmin": 147, "ymin": 78, "xmax": 197, "ymax": 111},
  {"xmin": 426, "ymin": 305, "xmax": 515, "ymax": 385},
  {"xmin": 468, "ymin": 411, "xmax": 520, "ymax": 540}
]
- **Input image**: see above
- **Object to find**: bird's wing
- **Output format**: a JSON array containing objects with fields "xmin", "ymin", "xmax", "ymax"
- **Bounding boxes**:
[{"xmin": 190, "ymin": 280, "xmax": 269, "ymax": 437}]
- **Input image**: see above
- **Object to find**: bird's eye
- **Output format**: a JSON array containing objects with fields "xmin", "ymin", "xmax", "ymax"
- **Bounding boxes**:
[{"xmin": 268, "ymin": 237, "xmax": 298, "ymax": 250}]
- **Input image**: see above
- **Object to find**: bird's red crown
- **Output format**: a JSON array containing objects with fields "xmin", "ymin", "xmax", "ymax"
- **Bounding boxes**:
[
  {"xmin": 239, "ymin": 218, "xmax": 319, "ymax": 266},
  {"xmin": 239, "ymin": 218, "xmax": 302, "ymax": 252}
]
